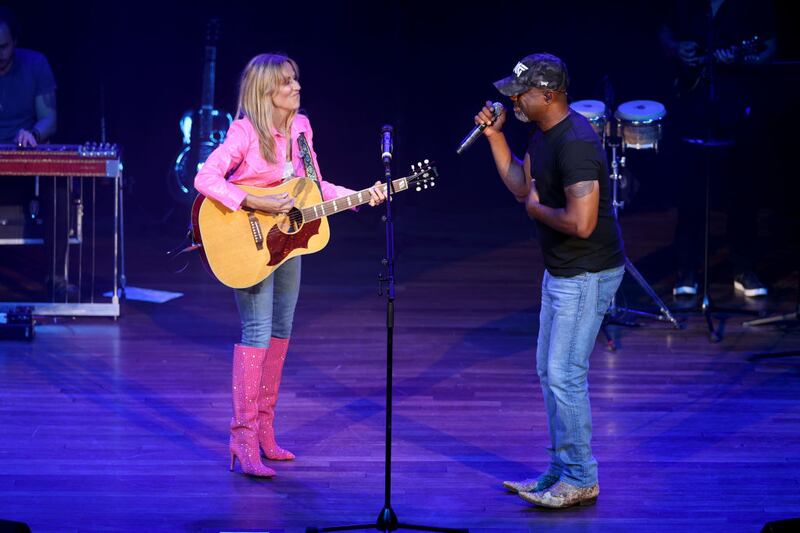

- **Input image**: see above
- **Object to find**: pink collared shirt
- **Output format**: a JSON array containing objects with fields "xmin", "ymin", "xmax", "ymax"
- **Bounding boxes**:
[{"xmin": 194, "ymin": 114, "xmax": 355, "ymax": 211}]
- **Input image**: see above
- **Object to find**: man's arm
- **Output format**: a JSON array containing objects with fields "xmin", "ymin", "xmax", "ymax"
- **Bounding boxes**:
[
  {"xmin": 659, "ymin": 24, "xmax": 679, "ymax": 57},
  {"xmin": 15, "ymin": 90, "xmax": 57, "ymax": 147},
  {"xmin": 660, "ymin": 23, "xmax": 700, "ymax": 67},
  {"xmin": 33, "ymin": 90, "xmax": 57, "ymax": 141},
  {"xmin": 528, "ymin": 140, "xmax": 603, "ymax": 237},
  {"xmin": 526, "ymin": 180, "xmax": 599, "ymax": 239},
  {"xmin": 487, "ymin": 133, "xmax": 531, "ymax": 202},
  {"xmin": 475, "ymin": 101, "xmax": 530, "ymax": 202}
]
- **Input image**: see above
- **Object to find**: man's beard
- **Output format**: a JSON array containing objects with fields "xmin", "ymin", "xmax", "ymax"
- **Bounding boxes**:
[{"xmin": 514, "ymin": 108, "xmax": 531, "ymax": 123}]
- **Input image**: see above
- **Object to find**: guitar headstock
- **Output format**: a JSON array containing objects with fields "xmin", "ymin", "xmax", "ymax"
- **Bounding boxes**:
[
  {"xmin": 408, "ymin": 159, "xmax": 438, "ymax": 192},
  {"xmin": 734, "ymin": 35, "xmax": 764, "ymax": 59}
]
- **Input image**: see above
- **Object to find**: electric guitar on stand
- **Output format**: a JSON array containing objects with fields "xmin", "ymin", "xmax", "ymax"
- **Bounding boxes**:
[
  {"xmin": 170, "ymin": 18, "xmax": 233, "ymax": 204},
  {"xmin": 191, "ymin": 161, "xmax": 437, "ymax": 288}
]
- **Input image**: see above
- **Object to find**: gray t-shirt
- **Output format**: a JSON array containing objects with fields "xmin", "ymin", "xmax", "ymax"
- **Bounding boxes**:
[{"xmin": 0, "ymin": 48, "xmax": 56, "ymax": 143}]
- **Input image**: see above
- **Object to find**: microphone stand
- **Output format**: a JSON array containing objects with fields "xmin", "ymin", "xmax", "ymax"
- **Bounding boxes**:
[{"xmin": 306, "ymin": 128, "xmax": 467, "ymax": 533}]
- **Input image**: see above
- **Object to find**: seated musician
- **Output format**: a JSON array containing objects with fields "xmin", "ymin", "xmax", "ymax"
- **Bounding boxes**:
[
  {"xmin": 0, "ymin": 7, "xmax": 56, "ymax": 146},
  {"xmin": 0, "ymin": 7, "xmax": 65, "ymax": 297}
]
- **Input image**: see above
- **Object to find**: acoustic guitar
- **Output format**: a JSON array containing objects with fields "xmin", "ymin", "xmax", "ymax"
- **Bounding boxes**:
[{"xmin": 191, "ymin": 161, "xmax": 437, "ymax": 288}]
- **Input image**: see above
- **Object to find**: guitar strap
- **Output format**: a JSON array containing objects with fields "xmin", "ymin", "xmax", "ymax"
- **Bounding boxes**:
[{"xmin": 296, "ymin": 132, "xmax": 319, "ymax": 182}]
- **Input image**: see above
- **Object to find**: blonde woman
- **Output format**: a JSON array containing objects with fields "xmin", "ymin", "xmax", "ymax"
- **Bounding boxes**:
[{"xmin": 195, "ymin": 53, "xmax": 385, "ymax": 477}]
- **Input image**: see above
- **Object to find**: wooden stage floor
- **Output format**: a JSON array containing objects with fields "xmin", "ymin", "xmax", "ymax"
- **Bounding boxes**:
[{"xmin": 1, "ymin": 208, "xmax": 799, "ymax": 532}]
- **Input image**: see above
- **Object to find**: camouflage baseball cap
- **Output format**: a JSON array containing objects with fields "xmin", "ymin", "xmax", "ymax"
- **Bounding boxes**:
[{"xmin": 493, "ymin": 53, "xmax": 570, "ymax": 96}]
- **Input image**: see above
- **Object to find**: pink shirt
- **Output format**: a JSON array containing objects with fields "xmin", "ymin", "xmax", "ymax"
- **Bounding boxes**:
[{"xmin": 194, "ymin": 114, "xmax": 355, "ymax": 212}]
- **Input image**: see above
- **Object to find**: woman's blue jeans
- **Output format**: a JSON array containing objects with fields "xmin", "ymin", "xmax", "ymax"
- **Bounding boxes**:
[{"xmin": 234, "ymin": 256, "xmax": 302, "ymax": 348}]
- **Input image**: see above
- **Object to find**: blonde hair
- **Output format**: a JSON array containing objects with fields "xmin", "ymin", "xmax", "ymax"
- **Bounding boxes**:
[{"xmin": 236, "ymin": 53, "xmax": 299, "ymax": 164}]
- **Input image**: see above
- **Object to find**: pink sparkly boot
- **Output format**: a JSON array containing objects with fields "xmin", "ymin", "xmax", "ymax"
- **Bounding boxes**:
[
  {"xmin": 257, "ymin": 337, "xmax": 295, "ymax": 460},
  {"xmin": 229, "ymin": 344, "xmax": 276, "ymax": 477}
]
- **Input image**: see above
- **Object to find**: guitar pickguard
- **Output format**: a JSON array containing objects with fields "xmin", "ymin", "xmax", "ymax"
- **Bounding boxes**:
[{"xmin": 266, "ymin": 219, "xmax": 322, "ymax": 266}]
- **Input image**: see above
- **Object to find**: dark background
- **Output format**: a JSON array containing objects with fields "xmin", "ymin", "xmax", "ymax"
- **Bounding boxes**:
[{"xmin": 4, "ymin": 0, "xmax": 799, "ymax": 268}]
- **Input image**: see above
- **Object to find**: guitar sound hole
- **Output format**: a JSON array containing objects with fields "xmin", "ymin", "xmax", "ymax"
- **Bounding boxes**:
[{"xmin": 277, "ymin": 207, "xmax": 303, "ymax": 235}]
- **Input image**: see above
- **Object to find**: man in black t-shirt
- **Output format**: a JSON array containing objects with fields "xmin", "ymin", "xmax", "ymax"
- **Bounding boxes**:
[{"xmin": 474, "ymin": 53, "xmax": 624, "ymax": 509}]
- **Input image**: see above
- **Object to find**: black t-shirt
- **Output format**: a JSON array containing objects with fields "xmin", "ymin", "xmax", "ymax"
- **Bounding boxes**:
[{"xmin": 526, "ymin": 111, "xmax": 624, "ymax": 277}]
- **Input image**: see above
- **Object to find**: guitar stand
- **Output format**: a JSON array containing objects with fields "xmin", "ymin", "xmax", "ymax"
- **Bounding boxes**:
[
  {"xmin": 602, "ymin": 141, "xmax": 680, "ymax": 350},
  {"xmin": 306, "ymin": 129, "xmax": 468, "ymax": 533}
]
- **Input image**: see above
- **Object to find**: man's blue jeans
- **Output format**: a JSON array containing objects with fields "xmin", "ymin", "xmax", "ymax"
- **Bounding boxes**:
[
  {"xmin": 536, "ymin": 265, "xmax": 624, "ymax": 487},
  {"xmin": 234, "ymin": 256, "xmax": 302, "ymax": 348}
]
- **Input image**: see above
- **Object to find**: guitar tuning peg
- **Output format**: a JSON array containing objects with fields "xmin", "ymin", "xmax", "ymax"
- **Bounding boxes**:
[
  {"xmin": 416, "ymin": 185, "xmax": 422, "ymax": 192},
  {"xmin": 430, "ymin": 181, "xmax": 435, "ymax": 187},
  {"xmin": 424, "ymin": 159, "xmax": 429, "ymax": 165},
  {"xmin": 410, "ymin": 164, "xmax": 416, "ymax": 171}
]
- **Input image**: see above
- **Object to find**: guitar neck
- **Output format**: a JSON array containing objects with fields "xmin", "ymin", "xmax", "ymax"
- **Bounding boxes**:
[
  {"xmin": 300, "ymin": 177, "xmax": 410, "ymax": 222},
  {"xmin": 201, "ymin": 45, "xmax": 216, "ymax": 108},
  {"xmin": 199, "ymin": 46, "xmax": 216, "ymax": 135},
  {"xmin": 700, "ymin": 37, "xmax": 761, "ymax": 65}
]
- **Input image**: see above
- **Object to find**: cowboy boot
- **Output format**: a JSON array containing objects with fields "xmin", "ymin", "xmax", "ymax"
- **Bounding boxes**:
[
  {"xmin": 518, "ymin": 480, "xmax": 599, "ymax": 508},
  {"xmin": 503, "ymin": 472, "xmax": 560, "ymax": 494},
  {"xmin": 229, "ymin": 343, "xmax": 276, "ymax": 477},
  {"xmin": 257, "ymin": 337, "xmax": 295, "ymax": 460}
]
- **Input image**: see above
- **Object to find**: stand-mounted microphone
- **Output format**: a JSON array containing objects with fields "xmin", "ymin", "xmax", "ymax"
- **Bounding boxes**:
[{"xmin": 381, "ymin": 125, "xmax": 393, "ymax": 164}]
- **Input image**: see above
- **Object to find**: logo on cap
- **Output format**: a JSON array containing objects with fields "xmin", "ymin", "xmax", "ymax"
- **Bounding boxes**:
[{"xmin": 513, "ymin": 62, "xmax": 529, "ymax": 78}]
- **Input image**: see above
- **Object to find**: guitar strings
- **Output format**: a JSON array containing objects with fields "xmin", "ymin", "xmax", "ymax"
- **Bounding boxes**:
[
  {"xmin": 263, "ymin": 176, "xmax": 415, "ymax": 227},
  {"xmin": 279, "ymin": 189, "xmax": 371, "ymax": 224}
]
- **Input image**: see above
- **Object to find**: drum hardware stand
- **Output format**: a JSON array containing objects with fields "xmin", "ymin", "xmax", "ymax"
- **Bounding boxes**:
[
  {"xmin": 306, "ymin": 127, "xmax": 468, "ymax": 533},
  {"xmin": 602, "ymin": 140, "xmax": 680, "ymax": 348}
]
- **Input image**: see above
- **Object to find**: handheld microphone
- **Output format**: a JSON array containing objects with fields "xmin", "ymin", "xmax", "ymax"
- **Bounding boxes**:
[
  {"xmin": 381, "ymin": 125, "xmax": 393, "ymax": 164},
  {"xmin": 456, "ymin": 102, "xmax": 504, "ymax": 155}
]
